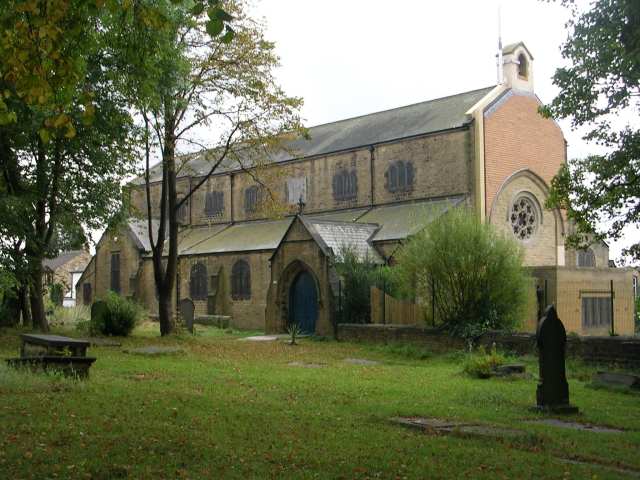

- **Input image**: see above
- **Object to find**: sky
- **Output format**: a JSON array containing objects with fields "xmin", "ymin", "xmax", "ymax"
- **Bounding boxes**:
[{"xmin": 246, "ymin": 0, "xmax": 639, "ymax": 263}]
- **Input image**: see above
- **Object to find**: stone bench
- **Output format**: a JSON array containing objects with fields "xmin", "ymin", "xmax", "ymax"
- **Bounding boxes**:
[{"xmin": 5, "ymin": 334, "xmax": 96, "ymax": 379}]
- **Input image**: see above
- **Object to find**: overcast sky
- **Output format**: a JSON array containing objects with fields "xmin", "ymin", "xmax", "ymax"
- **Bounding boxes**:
[{"xmin": 249, "ymin": 0, "xmax": 639, "ymax": 262}]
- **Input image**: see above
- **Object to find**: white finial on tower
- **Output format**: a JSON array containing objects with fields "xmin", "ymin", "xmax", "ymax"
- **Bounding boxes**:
[{"xmin": 496, "ymin": 5, "xmax": 503, "ymax": 84}]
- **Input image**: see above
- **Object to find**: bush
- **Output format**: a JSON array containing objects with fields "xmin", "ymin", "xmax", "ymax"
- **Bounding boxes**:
[
  {"xmin": 49, "ymin": 283, "xmax": 64, "ymax": 307},
  {"xmin": 51, "ymin": 305, "xmax": 90, "ymax": 327},
  {"xmin": 394, "ymin": 208, "xmax": 530, "ymax": 344},
  {"xmin": 90, "ymin": 291, "xmax": 143, "ymax": 337},
  {"xmin": 334, "ymin": 247, "xmax": 398, "ymax": 324},
  {"xmin": 463, "ymin": 344, "xmax": 507, "ymax": 378}
]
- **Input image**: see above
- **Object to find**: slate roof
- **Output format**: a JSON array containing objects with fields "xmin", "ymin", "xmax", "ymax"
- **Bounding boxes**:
[
  {"xmin": 358, "ymin": 196, "xmax": 465, "ymax": 242},
  {"xmin": 127, "ymin": 218, "xmax": 167, "ymax": 252},
  {"xmin": 134, "ymin": 86, "xmax": 495, "ymax": 184},
  {"xmin": 43, "ymin": 250, "xmax": 86, "ymax": 271},
  {"xmin": 307, "ymin": 208, "xmax": 370, "ymax": 223},
  {"xmin": 181, "ymin": 218, "xmax": 294, "ymax": 255},
  {"xmin": 304, "ymin": 219, "xmax": 383, "ymax": 264}
]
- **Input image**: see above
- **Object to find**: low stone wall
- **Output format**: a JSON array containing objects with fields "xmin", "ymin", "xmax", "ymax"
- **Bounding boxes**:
[{"xmin": 337, "ymin": 324, "xmax": 640, "ymax": 369}]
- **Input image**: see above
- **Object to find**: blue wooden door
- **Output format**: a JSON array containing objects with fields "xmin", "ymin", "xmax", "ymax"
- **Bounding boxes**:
[{"xmin": 289, "ymin": 271, "xmax": 318, "ymax": 334}]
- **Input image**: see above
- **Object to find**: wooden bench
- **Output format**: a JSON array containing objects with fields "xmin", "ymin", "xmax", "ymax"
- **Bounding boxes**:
[{"xmin": 6, "ymin": 334, "xmax": 96, "ymax": 379}]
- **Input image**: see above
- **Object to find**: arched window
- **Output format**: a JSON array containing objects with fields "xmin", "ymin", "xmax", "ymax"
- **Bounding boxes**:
[
  {"xmin": 518, "ymin": 54, "xmax": 528, "ymax": 78},
  {"xmin": 244, "ymin": 186, "xmax": 261, "ymax": 214},
  {"xmin": 231, "ymin": 260, "xmax": 251, "ymax": 300},
  {"xmin": 386, "ymin": 161, "xmax": 414, "ymax": 193},
  {"xmin": 205, "ymin": 191, "xmax": 224, "ymax": 217},
  {"xmin": 332, "ymin": 169, "xmax": 357, "ymax": 201},
  {"xmin": 577, "ymin": 248, "xmax": 596, "ymax": 268},
  {"xmin": 189, "ymin": 262, "xmax": 208, "ymax": 300},
  {"xmin": 177, "ymin": 197, "xmax": 188, "ymax": 223}
]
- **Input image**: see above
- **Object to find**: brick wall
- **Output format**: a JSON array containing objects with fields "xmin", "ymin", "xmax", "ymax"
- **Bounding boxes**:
[
  {"xmin": 337, "ymin": 324, "xmax": 640, "ymax": 368},
  {"xmin": 484, "ymin": 91, "xmax": 565, "ymax": 214}
]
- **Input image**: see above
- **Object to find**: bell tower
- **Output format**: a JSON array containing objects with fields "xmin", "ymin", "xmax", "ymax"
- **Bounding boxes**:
[{"xmin": 502, "ymin": 42, "xmax": 534, "ymax": 92}]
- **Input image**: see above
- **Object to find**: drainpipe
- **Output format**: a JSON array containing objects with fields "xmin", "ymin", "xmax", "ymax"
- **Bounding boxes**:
[
  {"xmin": 230, "ymin": 173, "xmax": 235, "ymax": 222},
  {"xmin": 369, "ymin": 145, "xmax": 375, "ymax": 207}
]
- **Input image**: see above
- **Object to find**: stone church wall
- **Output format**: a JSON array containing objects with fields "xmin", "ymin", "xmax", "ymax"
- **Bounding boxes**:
[{"xmin": 178, "ymin": 251, "xmax": 272, "ymax": 330}]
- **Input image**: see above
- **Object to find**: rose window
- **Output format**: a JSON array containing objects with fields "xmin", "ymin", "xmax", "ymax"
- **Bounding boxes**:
[{"xmin": 510, "ymin": 196, "xmax": 537, "ymax": 240}]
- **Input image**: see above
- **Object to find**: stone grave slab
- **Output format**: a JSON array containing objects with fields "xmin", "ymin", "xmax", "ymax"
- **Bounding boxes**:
[
  {"xmin": 124, "ymin": 346, "xmax": 184, "ymax": 356},
  {"xmin": 288, "ymin": 361, "xmax": 326, "ymax": 369},
  {"xmin": 344, "ymin": 358, "xmax": 380, "ymax": 366},
  {"xmin": 391, "ymin": 417, "xmax": 528, "ymax": 441},
  {"xmin": 592, "ymin": 372, "xmax": 640, "ymax": 390},
  {"xmin": 493, "ymin": 364, "xmax": 526, "ymax": 377},
  {"xmin": 529, "ymin": 419, "xmax": 624, "ymax": 434},
  {"xmin": 87, "ymin": 337, "xmax": 122, "ymax": 347}
]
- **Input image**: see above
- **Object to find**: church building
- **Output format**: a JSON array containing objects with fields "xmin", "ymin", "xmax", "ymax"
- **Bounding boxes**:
[{"xmin": 76, "ymin": 42, "xmax": 636, "ymax": 336}]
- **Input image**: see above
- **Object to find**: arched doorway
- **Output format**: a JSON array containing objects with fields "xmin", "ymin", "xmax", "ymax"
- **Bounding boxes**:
[{"xmin": 288, "ymin": 271, "xmax": 318, "ymax": 334}]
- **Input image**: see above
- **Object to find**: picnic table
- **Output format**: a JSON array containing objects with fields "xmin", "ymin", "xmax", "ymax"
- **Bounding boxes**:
[{"xmin": 6, "ymin": 334, "xmax": 96, "ymax": 379}]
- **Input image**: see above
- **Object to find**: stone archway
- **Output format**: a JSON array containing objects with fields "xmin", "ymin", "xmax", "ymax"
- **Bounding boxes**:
[
  {"xmin": 272, "ymin": 260, "xmax": 321, "ymax": 334},
  {"xmin": 289, "ymin": 271, "xmax": 318, "ymax": 333}
]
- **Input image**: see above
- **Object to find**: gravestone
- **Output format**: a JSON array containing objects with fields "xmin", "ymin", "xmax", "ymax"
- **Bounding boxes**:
[
  {"xmin": 535, "ymin": 305, "xmax": 579, "ymax": 413},
  {"xmin": 91, "ymin": 300, "xmax": 108, "ymax": 328},
  {"xmin": 180, "ymin": 298, "xmax": 195, "ymax": 334}
]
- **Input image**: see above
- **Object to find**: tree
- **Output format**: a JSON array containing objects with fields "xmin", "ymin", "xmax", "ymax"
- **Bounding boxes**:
[
  {"xmin": 0, "ymin": 0, "xmax": 137, "ymax": 330},
  {"xmin": 393, "ymin": 209, "xmax": 529, "ymax": 342},
  {"xmin": 115, "ymin": 0, "xmax": 303, "ymax": 335},
  {"xmin": 541, "ymin": 0, "xmax": 640, "ymax": 261}
]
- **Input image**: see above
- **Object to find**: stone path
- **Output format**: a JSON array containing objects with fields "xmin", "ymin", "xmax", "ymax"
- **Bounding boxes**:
[
  {"xmin": 529, "ymin": 418, "xmax": 624, "ymax": 433},
  {"xmin": 124, "ymin": 346, "xmax": 184, "ymax": 356},
  {"xmin": 288, "ymin": 361, "xmax": 326, "ymax": 369},
  {"xmin": 344, "ymin": 358, "xmax": 380, "ymax": 366}
]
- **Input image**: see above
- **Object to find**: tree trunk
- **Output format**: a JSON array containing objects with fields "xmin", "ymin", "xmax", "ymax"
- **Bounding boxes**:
[
  {"xmin": 158, "ymin": 286, "xmax": 173, "ymax": 336},
  {"xmin": 28, "ymin": 264, "xmax": 49, "ymax": 332},
  {"xmin": 19, "ymin": 285, "xmax": 32, "ymax": 327},
  {"xmin": 0, "ymin": 286, "xmax": 20, "ymax": 327}
]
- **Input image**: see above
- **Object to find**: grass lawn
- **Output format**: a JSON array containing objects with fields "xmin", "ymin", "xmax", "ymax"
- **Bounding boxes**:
[{"xmin": 1, "ymin": 323, "xmax": 639, "ymax": 479}]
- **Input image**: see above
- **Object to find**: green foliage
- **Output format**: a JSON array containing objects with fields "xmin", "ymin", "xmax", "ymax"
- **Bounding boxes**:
[
  {"xmin": 286, "ymin": 322, "xmax": 301, "ymax": 346},
  {"xmin": 393, "ymin": 208, "xmax": 529, "ymax": 342},
  {"xmin": 334, "ymin": 247, "xmax": 394, "ymax": 324},
  {"xmin": 49, "ymin": 283, "xmax": 64, "ymax": 307},
  {"xmin": 91, "ymin": 292, "xmax": 144, "ymax": 337},
  {"xmin": 542, "ymin": 0, "xmax": 640, "ymax": 261},
  {"xmin": 51, "ymin": 305, "xmax": 90, "ymax": 328},
  {"xmin": 462, "ymin": 344, "xmax": 507, "ymax": 379}
]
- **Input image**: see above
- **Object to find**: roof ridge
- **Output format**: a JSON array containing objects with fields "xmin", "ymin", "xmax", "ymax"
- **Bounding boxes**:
[{"xmin": 305, "ymin": 85, "xmax": 496, "ymax": 130}]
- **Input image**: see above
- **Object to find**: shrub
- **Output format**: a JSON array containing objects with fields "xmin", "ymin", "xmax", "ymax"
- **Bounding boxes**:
[
  {"xmin": 51, "ymin": 305, "xmax": 90, "ymax": 327},
  {"xmin": 394, "ymin": 208, "xmax": 530, "ymax": 344},
  {"xmin": 334, "ymin": 247, "xmax": 398, "ymax": 324},
  {"xmin": 90, "ymin": 291, "xmax": 144, "ymax": 337},
  {"xmin": 463, "ymin": 344, "xmax": 507, "ymax": 378},
  {"xmin": 49, "ymin": 283, "xmax": 64, "ymax": 307}
]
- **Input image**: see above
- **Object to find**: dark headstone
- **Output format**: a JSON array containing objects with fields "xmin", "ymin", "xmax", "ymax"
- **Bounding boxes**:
[
  {"xmin": 535, "ymin": 306, "xmax": 578, "ymax": 413},
  {"xmin": 91, "ymin": 300, "xmax": 108, "ymax": 328},
  {"xmin": 180, "ymin": 298, "xmax": 195, "ymax": 334}
]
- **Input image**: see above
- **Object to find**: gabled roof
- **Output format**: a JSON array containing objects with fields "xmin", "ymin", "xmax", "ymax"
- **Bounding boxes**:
[
  {"xmin": 502, "ymin": 41, "xmax": 534, "ymax": 60},
  {"xmin": 358, "ymin": 196, "xmax": 465, "ymax": 242},
  {"xmin": 302, "ymin": 218, "xmax": 383, "ymax": 264},
  {"xmin": 127, "ymin": 218, "xmax": 167, "ymax": 252},
  {"xmin": 134, "ymin": 86, "xmax": 495, "ymax": 184},
  {"xmin": 43, "ymin": 250, "xmax": 87, "ymax": 271},
  {"xmin": 181, "ymin": 218, "xmax": 294, "ymax": 255}
]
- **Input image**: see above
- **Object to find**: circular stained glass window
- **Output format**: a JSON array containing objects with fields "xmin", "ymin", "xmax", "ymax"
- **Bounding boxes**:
[{"xmin": 510, "ymin": 196, "xmax": 538, "ymax": 241}]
